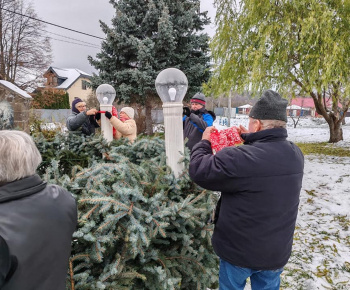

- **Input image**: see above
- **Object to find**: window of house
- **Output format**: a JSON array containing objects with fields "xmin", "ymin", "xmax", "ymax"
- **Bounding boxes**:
[{"xmin": 82, "ymin": 80, "xmax": 90, "ymax": 90}]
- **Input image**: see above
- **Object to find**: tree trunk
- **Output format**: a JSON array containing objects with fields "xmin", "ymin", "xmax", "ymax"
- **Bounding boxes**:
[
  {"xmin": 227, "ymin": 91, "xmax": 232, "ymax": 127},
  {"xmin": 145, "ymin": 97, "xmax": 153, "ymax": 135},
  {"xmin": 309, "ymin": 91, "xmax": 345, "ymax": 143},
  {"xmin": 328, "ymin": 118, "xmax": 343, "ymax": 143}
]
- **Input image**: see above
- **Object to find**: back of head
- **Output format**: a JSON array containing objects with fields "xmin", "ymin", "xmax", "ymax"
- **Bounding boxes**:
[
  {"xmin": 249, "ymin": 90, "xmax": 288, "ymax": 122},
  {"xmin": 0, "ymin": 130, "xmax": 42, "ymax": 183},
  {"xmin": 191, "ymin": 93, "xmax": 206, "ymax": 107},
  {"xmin": 120, "ymin": 107, "xmax": 135, "ymax": 119}
]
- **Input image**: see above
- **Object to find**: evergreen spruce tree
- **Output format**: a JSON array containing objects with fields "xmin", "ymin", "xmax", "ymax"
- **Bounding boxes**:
[
  {"xmin": 88, "ymin": 0, "xmax": 211, "ymax": 134},
  {"xmin": 34, "ymin": 133, "xmax": 219, "ymax": 289}
]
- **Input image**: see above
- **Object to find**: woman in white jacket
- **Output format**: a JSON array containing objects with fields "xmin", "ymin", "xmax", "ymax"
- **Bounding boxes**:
[{"xmin": 105, "ymin": 107, "xmax": 137, "ymax": 143}]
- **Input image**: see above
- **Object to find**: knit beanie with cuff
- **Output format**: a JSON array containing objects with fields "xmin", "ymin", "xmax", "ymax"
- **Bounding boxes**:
[
  {"xmin": 249, "ymin": 90, "xmax": 288, "ymax": 122},
  {"xmin": 120, "ymin": 107, "xmax": 135, "ymax": 119},
  {"xmin": 190, "ymin": 93, "xmax": 206, "ymax": 107}
]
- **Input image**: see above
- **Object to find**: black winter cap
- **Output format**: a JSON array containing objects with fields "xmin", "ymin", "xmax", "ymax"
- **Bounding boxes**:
[{"xmin": 249, "ymin": 90, "xmax": 288, "ymax": 122}]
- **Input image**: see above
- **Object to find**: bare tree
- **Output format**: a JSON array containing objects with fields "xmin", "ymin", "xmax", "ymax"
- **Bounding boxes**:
[
  {"xmin": 0, "ymin": 0, "xmax": 52, "ymax": 90},
  {"xmin": 288, "ymin": 98, "xmax": 305, "ymax": 129}
]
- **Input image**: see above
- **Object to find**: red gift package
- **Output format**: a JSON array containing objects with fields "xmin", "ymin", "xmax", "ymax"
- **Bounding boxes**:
[{"xmin": 210, "ymin": 127, "xmax": 243, "ymax": 153}]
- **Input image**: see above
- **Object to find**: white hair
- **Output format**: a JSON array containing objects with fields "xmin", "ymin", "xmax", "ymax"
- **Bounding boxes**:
[
  {"xmin": 0, "ymin": 130, "xmax": 42, "ymax": 183},
  {"xmin": 259, "ymin": 119, "xmax": 286, "ymax": 130}
]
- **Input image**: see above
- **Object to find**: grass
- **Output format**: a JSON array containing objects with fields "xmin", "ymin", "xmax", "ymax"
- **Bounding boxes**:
[{"xmin": 295, "ymin": 142, "xmax": 350, "ymax": 157}]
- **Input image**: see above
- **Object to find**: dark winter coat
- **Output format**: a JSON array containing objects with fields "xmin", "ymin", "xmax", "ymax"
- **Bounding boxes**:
[
  {"xmin": 183, "ymin": 108, "xmax": 214, "ymax": 151},
  {"xmin": 0, "ymin": 236, "xmax": 17, "ymax": 288},
  {"xmin": 189, "ymin": 128, "xmax": 304, "ymax": 270},
  {"xmin": 0, "ymin": 174, "xmax": 77, "ymax": 290},
  {"xmin": 66, "ymin": 111, "xmax": 99, "ymax": 135}
]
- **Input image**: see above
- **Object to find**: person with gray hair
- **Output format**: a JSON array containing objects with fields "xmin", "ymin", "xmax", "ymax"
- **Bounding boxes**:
[
  {"xmin": 0, "ymin": 130, "xmax": 77, "ymax": 290},
  {"xmin": 189, "ymin": 90, "xmax": 304, "ymax": 290}
]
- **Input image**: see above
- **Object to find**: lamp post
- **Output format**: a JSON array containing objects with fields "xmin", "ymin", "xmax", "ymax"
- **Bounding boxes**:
[
  {"xmin": 96, "ymin": 84, "xmax": 115, "ymax": 142},
  {"xmin": 155, "ymin": 68, "xmax": 188, "ymax": 177}
]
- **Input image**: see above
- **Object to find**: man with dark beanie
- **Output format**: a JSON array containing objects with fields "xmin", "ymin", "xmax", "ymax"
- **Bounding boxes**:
[
  {"xmin": 189, "ymin": 90, "xmax": 304, "ymax": 289},
  {"xmin": 183, "ymin": 92, "xmax": 215, "ymax": 151},
  {"xmin": 66, "ymin": 97, "xmax": 99, "ymax": 135}
]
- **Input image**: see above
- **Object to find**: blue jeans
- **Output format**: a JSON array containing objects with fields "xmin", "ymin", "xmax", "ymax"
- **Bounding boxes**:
[{"xmin": 219, "ymin": 259, "xmax": 283, "ymax": 290}]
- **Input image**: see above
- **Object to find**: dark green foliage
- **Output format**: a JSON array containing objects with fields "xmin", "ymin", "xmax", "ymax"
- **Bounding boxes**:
[
  {"xmin": 90, "ymin": 0, "xmax": 210, "ymax": 100},
  {"xmin": 32, "ymin": 90, "xmax": 70, "ymax": 109},
  {"xmin": 33, "ymin": 133, "xmax": 111, "ymax": 175},
  {"xmin": 33, "ymin": 133, "xmax": 219, "ymax": 289}
]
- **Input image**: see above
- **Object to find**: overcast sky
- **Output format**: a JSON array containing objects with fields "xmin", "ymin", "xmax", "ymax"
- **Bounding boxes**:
[{"xmin": 31, "ymin": 0, "xmax": 216, "ymax": 74}]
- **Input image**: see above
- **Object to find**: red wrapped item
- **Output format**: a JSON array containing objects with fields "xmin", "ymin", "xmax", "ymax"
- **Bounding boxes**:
[{"xmin": 210, "ymin": 127, "xmax": 243, "ymax": 153}]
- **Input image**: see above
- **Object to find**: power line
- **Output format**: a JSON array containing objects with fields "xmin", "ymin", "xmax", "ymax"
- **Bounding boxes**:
[
  {"xmin": 38, "ymin": 28, "xmax": 101, "ymax": 48},
  {"xmin": 1, "ymin": 7, "xmax": 105, "ymax": 40},
  {"xmin": 49, "ymin": 36, "xmax": 101, "ymax": 49}
]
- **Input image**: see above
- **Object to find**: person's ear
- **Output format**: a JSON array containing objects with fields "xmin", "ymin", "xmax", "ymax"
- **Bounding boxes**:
[{"xmin": 254, "ymin": 120, "xmax": 262, "ymax": 132}]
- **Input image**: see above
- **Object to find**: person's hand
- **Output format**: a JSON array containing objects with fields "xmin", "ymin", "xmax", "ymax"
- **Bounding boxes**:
[
  {"xmin": 86, "ymin": 108, "xmax": 98, "ymax": 116},
  {"xmin": 105, "ymin": 111, "xmax": 112, "ymax": 119},
  {"xmin": 95, "ymin": 112, "xmax": 101, "ymax": 120},
  {"xmin": 202, "ymin": 126, "xmax": 217, "ymax": 141},
  {"xmin": 183, "ymin": 106, "xmax": 191, "ymax": 117},
  {"xmin": 238, "ymin": 125, "xmax": 249, "ymax": 135}
]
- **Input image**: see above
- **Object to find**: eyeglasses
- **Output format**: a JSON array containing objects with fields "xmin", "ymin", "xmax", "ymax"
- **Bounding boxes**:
[{"xmin": 77, "ymin": 105, "xmax": 86, "ymax": 108}]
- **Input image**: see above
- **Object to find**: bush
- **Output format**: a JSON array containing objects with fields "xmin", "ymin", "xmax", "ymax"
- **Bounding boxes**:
[{"xmin": 33, "ymin": 133, "xmax": 219, "ymax": 289}]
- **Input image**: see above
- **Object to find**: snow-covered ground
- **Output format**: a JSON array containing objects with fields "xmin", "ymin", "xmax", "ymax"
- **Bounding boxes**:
[{"xmin": 213, "ymin": 115, "xmax": 350, "ymax": 289}]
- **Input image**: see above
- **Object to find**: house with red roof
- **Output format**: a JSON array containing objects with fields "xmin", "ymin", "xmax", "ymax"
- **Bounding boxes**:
[{"xmin": 289, "ymin": 97, "xmax": 343, "ymax": 117}]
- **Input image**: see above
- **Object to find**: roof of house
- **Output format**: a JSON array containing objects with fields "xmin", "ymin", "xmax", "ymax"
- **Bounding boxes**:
[
  {"xmin": 290, "ymin": 98, "xmax": 316, "ymax": 108},
  {"xmin": 291, "ymin": 97, "xmax": 342, "ymax": 109},
  {"xmin": 0, "ymin": 80, "xmax": 32, "ymax": 99},
  {"xmin": 44, "ymin": 67, "xmax": 92, "ymax": 90},
  {"xmin": 287, "ymin": 104, "xmax": 310, "ymax": 110},
  {"xmin": 238, "ymin": 104, "xmax": 252, "ymax": 108}
]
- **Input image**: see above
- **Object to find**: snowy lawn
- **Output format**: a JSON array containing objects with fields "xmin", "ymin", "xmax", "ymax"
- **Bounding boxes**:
[{"xmin": 213, "ymin": 115, "xmax": 350, "ymax": 289}]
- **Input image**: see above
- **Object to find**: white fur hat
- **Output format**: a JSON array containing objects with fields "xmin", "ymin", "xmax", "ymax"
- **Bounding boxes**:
[{"xmin": 120, "ymin": 107, "xmax": 135, "ymax": 119}]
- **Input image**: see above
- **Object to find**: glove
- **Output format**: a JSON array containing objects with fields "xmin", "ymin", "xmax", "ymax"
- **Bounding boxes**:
[
  {"xmin": 95, "ymin": 112, "xmax": 101, "ymax": 120},
  {"xmin": 183, "ymin": 106, "xmax": 191, "ymax": 117},
  {"xmin": 105, "ymin": 111, "xmax": 112, "ymax": 119}
]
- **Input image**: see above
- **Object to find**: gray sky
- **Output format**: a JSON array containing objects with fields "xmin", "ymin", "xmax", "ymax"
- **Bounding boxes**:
[{"xmin": 31, "ymin": 0, "xmax": 216, "ymax": 74}]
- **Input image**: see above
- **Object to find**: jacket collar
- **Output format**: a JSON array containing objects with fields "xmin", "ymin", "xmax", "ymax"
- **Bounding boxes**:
[
  {"xmin": 0, "ymin": 174, "xmax": 47, "ymax": 203},
  {"xmin": 241, "ymin": 128, "xmax": 288, "ymax": 145}
]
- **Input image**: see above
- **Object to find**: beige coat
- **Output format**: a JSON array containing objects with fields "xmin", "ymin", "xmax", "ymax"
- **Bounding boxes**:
[{"xmin": 109, "ymin": 116, "xmax": 137, "ymax": 143}]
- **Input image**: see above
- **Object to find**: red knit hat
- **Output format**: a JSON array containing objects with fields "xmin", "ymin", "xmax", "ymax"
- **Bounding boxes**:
[{"xmin": 190, "ymin": 93, "xmax": 206, "ymax": 106}]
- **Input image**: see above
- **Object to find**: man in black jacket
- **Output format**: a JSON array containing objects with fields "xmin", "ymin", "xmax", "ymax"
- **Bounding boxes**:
[
  {"xmin": 189, "ymin": 90, "xmax": 304, "ymax": 290},
  {"xmin": 183, "ymin": 93, "xmax": 215, "ymax": 151}
]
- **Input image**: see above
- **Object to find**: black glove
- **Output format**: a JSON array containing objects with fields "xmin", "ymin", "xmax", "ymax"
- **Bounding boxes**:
[
  {"xmin": 183, "ymin": 106, "xmax": 191, "ymax": 117},
  {"xmin": 192, "ymin": 109, "xmax": 201, "ymax": 115},
  {"xmin": 95, "ymin": 112, "xmax": 101, "ymax": 120},
  {"xmin": 105, "ymin": 111, "xmax": 112, "ymax": 119}
]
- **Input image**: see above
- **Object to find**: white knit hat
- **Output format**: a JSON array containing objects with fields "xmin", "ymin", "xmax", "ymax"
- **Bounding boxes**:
[{"xmin": 120, "ymin": 107, "xmax": 135, "ymax": 119}]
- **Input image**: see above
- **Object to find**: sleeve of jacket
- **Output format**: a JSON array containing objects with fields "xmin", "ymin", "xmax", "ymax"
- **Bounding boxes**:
[
  {"xmin": 66, "ymin": 112, "xmax": 89, "ymax": 131},
  {"xmin": 189, "ymin": 113, "xmax": 213, "ymax": 131},
  {"xmin": 189, "ymin": 140, "xmax": 242, "ymax": 192},
  {"xmin": 109, "ymin": 117, "xmax": 136, "ymax": 135}
]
